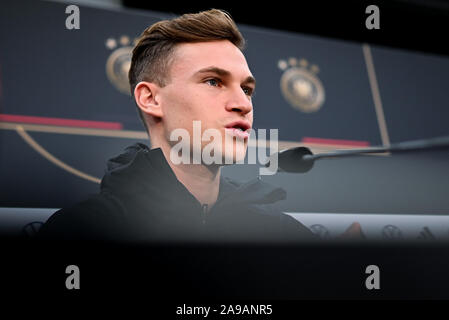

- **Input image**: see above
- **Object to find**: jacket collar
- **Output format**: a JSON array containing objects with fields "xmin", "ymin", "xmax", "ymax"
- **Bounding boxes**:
[{"xmin": 101, "ymin": 143, "xmax": 286, "ymax": 209}]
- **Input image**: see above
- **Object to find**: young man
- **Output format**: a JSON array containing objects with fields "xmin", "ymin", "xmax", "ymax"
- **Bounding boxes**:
[{"xmin": 38, "ymin": 9, "xmax": 316, "ymax": 243}]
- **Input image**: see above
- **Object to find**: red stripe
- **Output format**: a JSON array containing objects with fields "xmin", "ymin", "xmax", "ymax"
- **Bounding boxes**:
[
  {"xmin": 302, "ymin": 137, "xmax": 370, "ymax": 147},
  {"xmin": 0, "ymin": 114, "xmax": 123, "ymax": 130}
]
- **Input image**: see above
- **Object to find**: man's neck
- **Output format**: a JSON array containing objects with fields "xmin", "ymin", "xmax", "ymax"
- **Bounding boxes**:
[{"xmin": 159, "ymin": 146, "xmax": 221, "ymax": 207}]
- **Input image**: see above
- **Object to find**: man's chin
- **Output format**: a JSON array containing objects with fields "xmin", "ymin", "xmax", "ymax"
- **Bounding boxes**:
[
  {"xmin": 221, "ymin": 148, "xmax": 248, "ymax": 165},
  {"xmin": 189, "ymin": 141, "xmax": 248, "ymax": 165}
]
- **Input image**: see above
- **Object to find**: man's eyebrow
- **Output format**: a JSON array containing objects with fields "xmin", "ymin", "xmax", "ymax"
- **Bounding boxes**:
[
  {"xmin": 242, "ymin": 75, "xmax": 256, "ymax": 87},
  {"xmin": 195, "ymin": 66, "xmax": 256, "ymax": 86},
  {"xmin": 196, "ymin": 66, "xmax": 231, "ymax": 77}
]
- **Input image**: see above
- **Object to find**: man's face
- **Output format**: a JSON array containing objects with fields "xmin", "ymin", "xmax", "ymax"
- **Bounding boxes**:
[{"xmin": 158, "ymin": 40, "xmax": 255, "ymax": 164}]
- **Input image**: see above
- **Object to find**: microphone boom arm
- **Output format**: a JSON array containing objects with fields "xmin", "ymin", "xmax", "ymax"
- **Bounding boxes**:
[
  {"xmin": 304, "ymin": 135, "xmax": 449, "ymax": 161},
  {"xmin": 268, "ymin": 135, "xmax": 449, "ymax": 173}
]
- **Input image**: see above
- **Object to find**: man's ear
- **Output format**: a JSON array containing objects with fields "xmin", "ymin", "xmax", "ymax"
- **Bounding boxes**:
[{"xmin": 134, "ymin": 81, "xmax": 163, "ymax": 118}]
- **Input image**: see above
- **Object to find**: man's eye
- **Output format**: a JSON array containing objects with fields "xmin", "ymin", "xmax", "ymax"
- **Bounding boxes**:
[
  {"xmin": 205, "ymin": 78, "xmax": 221, "ymax": 87},
  {"xmin": 242, "ymin": 86, "xmax": 254, "ymax": 96}
]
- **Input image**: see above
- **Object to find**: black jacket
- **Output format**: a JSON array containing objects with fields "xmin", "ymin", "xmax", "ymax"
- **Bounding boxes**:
[{"xmin": 39, "ymin": 144, "xmax": 316, "ymax": 244}]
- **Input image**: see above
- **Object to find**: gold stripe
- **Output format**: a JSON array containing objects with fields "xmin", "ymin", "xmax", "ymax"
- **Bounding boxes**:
[
  {"xmin": 3, "ymin": 123, "xmax": 373, "ymax": 151},
  {"xmin": 363, "ymin": 44, "xmax": 391, "ymax": 147},
  {"xmin": 15, "ymin": 125, "xmax": 101, "ymax": 184},
  {"xmin": 0, "ymin": 122, "xmax": 147, "ymax": 139},
  {"xmin": 3, "ymin": 122, "xmax": 386, "ymax": 156}
]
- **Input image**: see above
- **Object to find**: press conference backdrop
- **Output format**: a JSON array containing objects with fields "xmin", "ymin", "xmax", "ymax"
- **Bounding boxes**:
[{"xmin": 1, "ymin": 0, "xmax": 448, "ymax": 240}]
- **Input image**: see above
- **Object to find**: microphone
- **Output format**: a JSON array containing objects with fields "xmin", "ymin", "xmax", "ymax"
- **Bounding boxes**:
[{"xmin": 266, "ymin": 135, "xmax": 449, "ymax": 173}]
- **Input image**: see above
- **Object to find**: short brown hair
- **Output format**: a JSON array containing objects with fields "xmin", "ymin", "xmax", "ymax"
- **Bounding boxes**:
[{"xmin": 128, "ymin": 9, "xmax": 245, "ymax": 131}]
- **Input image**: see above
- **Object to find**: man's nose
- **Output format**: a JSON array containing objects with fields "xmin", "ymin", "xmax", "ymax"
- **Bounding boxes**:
[{"xmin": 225, "ymin": 88, "xmax": 253, "ymax": 115}]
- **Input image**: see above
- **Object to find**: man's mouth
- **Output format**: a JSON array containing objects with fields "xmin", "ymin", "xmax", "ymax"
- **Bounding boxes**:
[{"xmin": 224, "ymin": 120, "xmax": 251, "ymax": 139}]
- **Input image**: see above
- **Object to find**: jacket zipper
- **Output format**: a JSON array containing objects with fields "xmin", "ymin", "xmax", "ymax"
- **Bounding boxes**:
[{"xmin": 201, "ymin": 204, "xmax": 208, "ymax": 225}]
